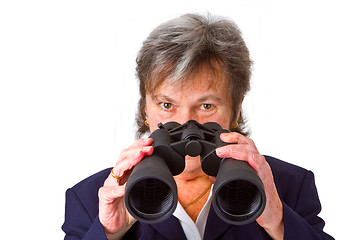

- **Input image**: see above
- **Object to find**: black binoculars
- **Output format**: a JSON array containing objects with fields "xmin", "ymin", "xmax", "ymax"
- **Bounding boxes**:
[{"xmin": 124, "ymin": 120, "xmax": 266, "ymax": 225}]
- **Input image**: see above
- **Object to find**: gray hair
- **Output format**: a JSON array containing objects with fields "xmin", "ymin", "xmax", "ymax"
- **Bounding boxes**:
[{"xmin": 135, "ymin": 13, "xmax": 252, "ymax": 138}]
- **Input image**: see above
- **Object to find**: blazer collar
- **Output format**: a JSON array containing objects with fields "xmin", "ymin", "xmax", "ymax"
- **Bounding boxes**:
[
  {"xmin": 150, "ymin": 206, "xmax": 233, "ymax": 240},
  {"xmin": 203, "ymin": 205, "xmax": 232, "ymax": 240},
  {"xmin": 151, "ymin": 215, "xmax": 187, "ymax": 240}
]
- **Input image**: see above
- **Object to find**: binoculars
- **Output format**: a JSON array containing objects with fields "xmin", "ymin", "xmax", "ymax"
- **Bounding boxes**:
[{"xmin": 124, "ymin": 120, "xmax": 265, "ymax": 225}]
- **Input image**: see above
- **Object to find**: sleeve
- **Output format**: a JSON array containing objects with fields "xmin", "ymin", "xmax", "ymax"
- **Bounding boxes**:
[
  {"xmin": 282, "ymin": 171, "xmax": 334, "ymax": 240},
  {"xmin": 62, "ymin": 188, "xmax": 108, "ymax": 240}
]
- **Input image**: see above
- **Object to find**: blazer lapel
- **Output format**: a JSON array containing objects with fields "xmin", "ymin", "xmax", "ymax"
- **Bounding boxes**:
[
  {"xmin": 151, "ymin": 216, "xmax": 187, "ymax": 240},
  {"xmin": 203, "ymin": 206, "xmax": 232, "ymax": 240}
]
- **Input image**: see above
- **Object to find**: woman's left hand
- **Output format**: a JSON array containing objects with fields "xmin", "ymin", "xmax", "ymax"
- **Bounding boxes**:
[{"xmin": 215, "ymin": 132, "xmax": 284, "ymax": 240}]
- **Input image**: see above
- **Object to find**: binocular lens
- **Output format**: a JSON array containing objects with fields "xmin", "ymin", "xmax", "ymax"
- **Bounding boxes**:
[
  {"xmin": 125, "ymin": 154, "xmax": 179, "ymax": 223},
  {"xmin": 212, "ymin": 158, "xmax": 266, "ymax": 224},
  {"xmin": 216, "ymin": 180, "xmax": 262, "ymax": 219},
  {"xmin": 128, "ymin": 178, "xmax": 175, "ymax": 221}
]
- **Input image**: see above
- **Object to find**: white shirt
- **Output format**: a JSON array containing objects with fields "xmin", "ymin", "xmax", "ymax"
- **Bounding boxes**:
[{"xmin": 173, "ymin": 185, "xmax": 213, "ymax": 240}]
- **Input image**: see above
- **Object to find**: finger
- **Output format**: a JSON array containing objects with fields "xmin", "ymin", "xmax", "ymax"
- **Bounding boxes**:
[
  {"xmin": 220, "ymin": 132, "xmax": 252, "ymax": 144},
  {"xmin": 115, "ymin": 145, "xmax": 154, "ymax": 175},
  {"xmin": 215, "ymin": 144, "xmax": 255, "ymax": 162},
  {"xmin": 127, "ymin": 137, "xmax": 153, "ymax": 148},
  {"xmin": 248, "ymin": 154, "xmax": 272, "ymax": 183},
  {"xmin": 98, "ymin": 185, "xmax": 126, "ymax": 204},
  {"xmin": 116, "ymin": 138, "xmax": 153, "ymax": 163},
  {"xmin": 107, "ymin": 145, "xmax": 154, "ymax": 186}
]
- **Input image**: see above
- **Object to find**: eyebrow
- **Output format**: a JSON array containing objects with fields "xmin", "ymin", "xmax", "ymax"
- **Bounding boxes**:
[
  {"xmin": 152, "ymin": 94, "xmax": 176, "ymax": 103},
  {"xmin": 152, "ymin": 94, "xmax": 224, "ymax": 103},
  {"xmin": 198, "ymin": 94, "xmax": 224, "ymax": 103}
]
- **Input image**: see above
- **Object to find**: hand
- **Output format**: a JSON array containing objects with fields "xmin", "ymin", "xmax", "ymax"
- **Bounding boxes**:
[
  {"xmin": 215, "ymin": 132, "xmax": 284, "ymax": 240},
  {"xmin": 98, "ymin": 138, "xmax": 154, "ymax": 240}
]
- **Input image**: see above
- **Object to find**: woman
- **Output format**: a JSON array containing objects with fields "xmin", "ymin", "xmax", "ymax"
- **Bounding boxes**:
[{"xmin": 62, "ymin": 14, "xmax": 333, "ymax": 239}]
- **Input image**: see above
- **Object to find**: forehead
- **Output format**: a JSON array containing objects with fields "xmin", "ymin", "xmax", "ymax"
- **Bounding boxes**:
[
  {"xmin": 147, "ymin": 61, "xmax": 228, "ymax": 95},
  {"xmin": 150, "ymin": 72, "xmax": 231, "ymax": 107},
  {"xmin": 153, "ymin": 73, "xmax": 228, "ymax": 100}
]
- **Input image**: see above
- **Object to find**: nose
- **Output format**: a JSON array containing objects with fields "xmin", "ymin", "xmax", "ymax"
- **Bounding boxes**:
[{"xmin": 176, "ymin": 109, "xmax": 199, "ymax": 125}]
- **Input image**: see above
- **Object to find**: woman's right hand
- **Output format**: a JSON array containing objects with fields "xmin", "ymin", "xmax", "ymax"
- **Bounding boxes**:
[{"xmin": 98, "ymin": 138, "xmax": 154, "ymax": 240}]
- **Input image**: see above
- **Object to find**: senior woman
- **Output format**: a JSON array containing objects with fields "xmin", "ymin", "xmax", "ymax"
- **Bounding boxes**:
[{"xmin": 62, "ymin": 14, "xmax": 333, "ymax": 240}]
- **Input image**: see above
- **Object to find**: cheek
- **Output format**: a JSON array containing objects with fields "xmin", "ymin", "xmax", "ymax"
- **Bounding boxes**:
[
  {"xmin": 147, "ymin": 113, "xmax": 175, "ymax": 132},
  {"xmin": 208, "ymin": 115, "xmax": 231, "ymax": 130},
  {"xmin": 148, "ymin": 115, "xmax": 161, "ymax": 132},
  {"xmin": 201, "ymin": 106, "xmax": 232, "ymax": 130},
  {"xmin": 145, "ymin": 102, "xmax": 156, "ymax": 132}
]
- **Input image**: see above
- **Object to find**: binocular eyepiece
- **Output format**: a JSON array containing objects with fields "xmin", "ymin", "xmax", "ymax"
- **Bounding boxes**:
[{"xmin": 124, "ymin": 120, "xmax": 266, "ymax": 225}]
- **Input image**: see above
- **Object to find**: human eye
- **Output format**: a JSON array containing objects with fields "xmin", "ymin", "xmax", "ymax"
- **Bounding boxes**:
[
  {"xmin": 159, "ymin": 102, "xmax": 174, "ymax": 111},
  {"xmin": 200, "ymin": 103, "xmax": 214, "ymax": 110}
]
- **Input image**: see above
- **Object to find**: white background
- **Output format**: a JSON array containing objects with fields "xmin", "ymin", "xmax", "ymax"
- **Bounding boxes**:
[{"xmin": 0, "ymin": 0, "xmax": 358, "ymax": 239}]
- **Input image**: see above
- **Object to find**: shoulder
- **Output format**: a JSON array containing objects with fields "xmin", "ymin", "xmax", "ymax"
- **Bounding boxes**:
[
  {"xmin": 264, "ymin": 155, "xmax": 316, "ymax": 205},
  {"xmin": 265, "ymin": 155, "xmax": 309, "ymax": 179},
  {"xmin": 72, "ymin": 168, "xmax": 112, "ymax": 190},
  {"xmin": 69, "ymin": 168, "xmax": 112, "ymax": 203},
  {"xmin": 63, "ymin": 168, "xmax": 112, "ymax": 226}
]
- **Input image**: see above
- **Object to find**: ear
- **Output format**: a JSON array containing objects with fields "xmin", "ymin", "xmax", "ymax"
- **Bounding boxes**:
[
  {"xmin": 144, "ymin": 94, "xmax": 149, "ymax": 117},
  {"xmin": 230, "ymin": 101, "xmax": 243, "ymax": 130},
  {"xmin": 235, "ymin": 99, "xmax": 243, "ymax": 121}
]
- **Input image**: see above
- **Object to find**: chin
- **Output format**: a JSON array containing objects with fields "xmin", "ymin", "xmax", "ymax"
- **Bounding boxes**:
[
  {"xmin": 184, "ymin": 156, "xmax": 201, "ymax": 167},
  {"xmin": 180, "ymin": 156, "xmax": 205, "ymax": 175}
]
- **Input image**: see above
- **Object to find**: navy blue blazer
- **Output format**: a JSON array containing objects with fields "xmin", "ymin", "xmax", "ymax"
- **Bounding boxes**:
[{"xmin": 62, "ymin": 156, "xmax": 334, "ymax": 239}]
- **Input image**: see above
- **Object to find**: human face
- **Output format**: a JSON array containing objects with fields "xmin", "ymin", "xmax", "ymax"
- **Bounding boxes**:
[
  {"xmin": 145, "ymin": 77, "xmax": 234, "ymax": 132},
  {"xmin": 144, "ymin": 71, "xmax": 237, "ymax": 178}
]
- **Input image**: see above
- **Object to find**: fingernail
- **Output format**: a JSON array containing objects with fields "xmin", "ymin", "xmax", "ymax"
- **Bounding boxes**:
[
  {"xmin": 221, "ymin": 133, "xmax": 231, "ymax": 138},
  {"xmin": 143, "ymin": 146, "xmax": 152, "ymax": 151},
  {"xmin": 216, "ymin": 148, "xmax": 224, "ymax": 156}
]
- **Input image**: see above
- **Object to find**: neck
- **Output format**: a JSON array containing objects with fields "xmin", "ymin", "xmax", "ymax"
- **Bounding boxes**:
[
  {"xmin": 174, "ymin": 167, "xmax": 210, "ymax": 189},
  {"xmin": 175, "ymin": 174, "xmax": 212, "ymax": 222}
]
